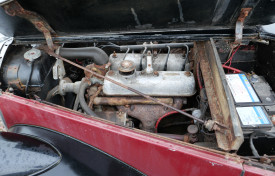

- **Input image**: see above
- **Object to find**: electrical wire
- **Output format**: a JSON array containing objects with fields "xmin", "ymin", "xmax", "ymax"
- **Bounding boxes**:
[
  {"xmin": 222, "ymin": 45, "xmax": 242, "ymax": 73},
  {"xmin": 196, "ymin": 61, "xmax": 203, "ymax": 90},
  {"xmin": 223, "ymin": 45, "xmax": 241, "ymax": 66},
  {"xmin": 222, "ymin": 65, "xmax": 242, "ymax": 73},
  {"xmin": 123, "ymin": 48, "xmax": 130, "ymax": 60},
  {"xmin": 164, "ymin": 46, "xmax": 171, "ymax": 71},
  {"xmin": 154, "ymin": 109, "xmax": 194, "ymax": 133}
]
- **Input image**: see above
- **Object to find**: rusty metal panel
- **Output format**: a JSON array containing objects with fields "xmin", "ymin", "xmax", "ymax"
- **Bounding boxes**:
[{"xmin": 194, "ymin": 39, "xmax": 243, "ymax": 151}]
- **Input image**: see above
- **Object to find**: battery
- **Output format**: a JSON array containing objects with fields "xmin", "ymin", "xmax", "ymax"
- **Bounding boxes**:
[{"xmin": 226, "ymin": 74, "xmax": 273, "ymax": 133}]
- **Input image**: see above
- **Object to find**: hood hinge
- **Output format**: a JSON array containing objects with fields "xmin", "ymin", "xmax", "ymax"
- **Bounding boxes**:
[
  {"xmin": 2, "ymin": 0, "xmax": 56, "ymax": 50},
  {"xmin": 234, "ymin": 8, "xmax": 252, "ymax": 45}
]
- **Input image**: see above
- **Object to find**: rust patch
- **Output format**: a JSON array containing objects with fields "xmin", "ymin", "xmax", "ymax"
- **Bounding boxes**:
[
  {"xmin": 93, "ymin": 97, "xmax": 173, "ymax": 106},
  {"xmin": 85, "ymin": 62, "xmax": 111, "ymax": 79},
  {"xmin": 195, "ymin": 41, "xmax": 239, "ymax": 151},
  {"xmin": 117, "ymin": 98, "xmax": 184, "ymax": 132},
  {"xmin": 8, "ymin": 79, "xmax": 24, "ymax": 91},
  {"xmin": 3, "ymin": 0, "xmax": 56, "ymax": 50},
  {"xmin": 237, "ymin": 8, "xmax": 252, "ymax": 22},
  {"xmin": 88, "ymin": 86, "xmax": 103, "ymax": 109}
]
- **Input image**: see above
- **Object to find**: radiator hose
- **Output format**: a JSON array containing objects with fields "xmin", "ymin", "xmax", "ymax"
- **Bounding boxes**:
[
  {"xmin": 79, "ymin": 81, "xmax": 99, "ymax": 117},
  {"xmin": 59, "ymin": 47, "xmax": 109, "ymax": 65}
]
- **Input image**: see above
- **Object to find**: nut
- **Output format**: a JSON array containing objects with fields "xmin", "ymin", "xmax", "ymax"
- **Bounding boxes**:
[
  {"xmin": 108, "ymin": 70, "xmax": 115, "ymax": 76},
  {"xmin": 153, "ymin": 71, "xmax": 159, "ymax": 76},
  {"xmin": 112, "ymin": 51, "xmax": 117, "ymax": 58},
  {"xmin": 184, "ymin": 71, "xmax": 191, "ymax": 77}
]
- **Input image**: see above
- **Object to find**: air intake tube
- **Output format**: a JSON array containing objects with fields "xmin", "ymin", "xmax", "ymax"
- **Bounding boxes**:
[
  {"xmin": 59, "ymin": 47, "xmax": 109, "ymax": 65},
  {"xmin": 59, "ymin": 47, "xmax": 108, "ymax": 117}
]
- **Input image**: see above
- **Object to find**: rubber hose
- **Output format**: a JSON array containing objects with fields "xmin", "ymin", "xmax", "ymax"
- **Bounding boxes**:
[
  {"xmin": 45, "ymin": 85, "xmax": 60, "ymax": 101},
  {"xmin": 250, "ymin": 132, "xmax": 260, "ymax": 158},
  {"xmin": 79, "ymin": 81, "xmax": 99, "ymax": 117},
  {"xmin": 59, "ymin": 47, "xmax": 109, "ymax": 65},
  {"xmin": 250, "ymin": 130, "xmax": 275, "ymax": 157}
]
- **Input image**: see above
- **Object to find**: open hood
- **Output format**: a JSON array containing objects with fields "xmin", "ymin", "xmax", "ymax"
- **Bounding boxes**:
[{"xmin": 0, "ymin": 0, "xmax": 275, "ymax": 37}]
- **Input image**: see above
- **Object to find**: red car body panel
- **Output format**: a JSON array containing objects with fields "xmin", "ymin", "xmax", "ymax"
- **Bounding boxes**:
[{"xmin": 0, "ymin": 93, "xmax": 273, "ymax": 176}]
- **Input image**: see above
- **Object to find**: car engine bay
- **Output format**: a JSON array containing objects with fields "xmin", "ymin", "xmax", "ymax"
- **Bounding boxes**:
[
  {"xmin": 1, "ymin": 37, "xmax": 275, "ymax": 166},
  {"xmin": 0, "ymin": 0, "xmax": 275, "ymax": 171}
]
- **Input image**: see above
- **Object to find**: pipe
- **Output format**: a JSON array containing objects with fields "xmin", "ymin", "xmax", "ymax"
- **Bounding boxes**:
[
  {"xmin": 45, "ymin": 85, "xmax": 59, "ymax": 101},
  {"xmin": 118, "ymin": 42, "xmax": 194, "ymax": 51},
  {"xmin": 93, "ymin": 97, "xmax": 173, "ymax": 106},
  {"xmin": 59, "ymin": 47, "xmax": 109, "ymax": 65},
  {"xmin": 78, "ymin": 81, "xmax": 99, "ymax": 117},
  {"xmin": 73, "ymin": 94, "xmax": 80, "ymax": 110},
  {"xmin": 250, "ymin": 130, "xmax": 275, "ymax": 158}
]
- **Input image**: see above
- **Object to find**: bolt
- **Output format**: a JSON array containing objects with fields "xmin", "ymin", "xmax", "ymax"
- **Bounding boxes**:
[
  {"xmin": 153, "ymin": 50, "xmax": 158, "ymax": 56},
  {"xmin": 108, "ymin": 70, "xmax": 114, "ymax": 76},
  {"xmin": 266, "ymin": 97, "xmax": 271, "ymax": 102},
  {"xmin": 113, "ymin": 51, "xmax": 117, "ymax": 58},
  {"xmin": 153, "ymin": 71, "xmax": 159, "ymax": 76},
  {"xmin": 130, "ymin": 105, "xmax": 134, "ymax": 111},
  {"xmin": 184, "ymin": 71, "xmax": 191, "ymax": 77},
  {"xmin": 8, "ymin": 87, "xmax": 14, "ymax": 93}
]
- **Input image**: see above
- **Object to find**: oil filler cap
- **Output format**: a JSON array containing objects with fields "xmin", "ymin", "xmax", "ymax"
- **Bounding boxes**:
[
  {"xmin": 24, "ymin": 48, "xmax": 41, "ymax": 62},
  {"xmin": 118, "ymin": 60, "xmax": 136, "ymax": 75}
]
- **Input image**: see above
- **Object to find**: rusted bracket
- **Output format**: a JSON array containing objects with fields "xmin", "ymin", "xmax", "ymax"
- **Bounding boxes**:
[
  {"xmin": 2, "ymin": 0, "xmax": 56, "ymax": 50},
  {"xmin": 194, "ymin": 39, "xmax": 244, "ymax": 151},
  {"xmin": 234, "ymin": 8, "xmax": 252, "ymax": 44}
]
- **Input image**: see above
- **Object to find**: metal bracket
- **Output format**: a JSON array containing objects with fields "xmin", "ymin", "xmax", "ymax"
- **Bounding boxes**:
[
  {"xmin": 2, "ymin": 0, "xmax": 55, "ymax": 50},
  {"xmin": 195, "ymin": 39, "xmax": 244, "ymax": 151},
  {"xmin": 53, "ymin": 47, "xmax": 66, "ymax": 80},
  {"xmin": 235, "ymin": 8, "xmax": 252, "ymax": 44}
]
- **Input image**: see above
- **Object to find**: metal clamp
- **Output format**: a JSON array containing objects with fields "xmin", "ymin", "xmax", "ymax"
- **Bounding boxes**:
[{"xmin": 53, "ymin": 46, "xmax": 66, "ymax": 80}]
